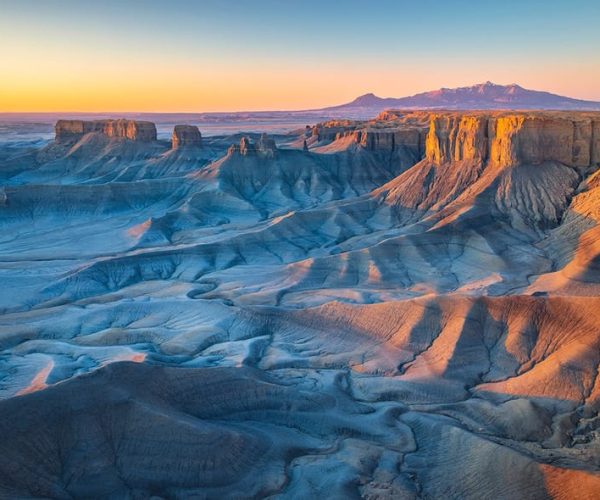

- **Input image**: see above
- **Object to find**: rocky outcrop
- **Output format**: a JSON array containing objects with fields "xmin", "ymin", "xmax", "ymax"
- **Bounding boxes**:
[
  {"xmin": 172, "ymin": 125, "xmax": 202, "ymax": 149},
  {"xmin": 228, "ymin": 134, "xmax": 277, "ymax": 157},
  {"xmin": 423, "ymin": 112, "xmax": 600, "ymax": 168},
  {"xmin": 55, "ymin": 119, "xmax": 157, "ymax": 143},
  {"xmin": 238, "ymin": 136, "xmax": 254, "ymax": 155}
]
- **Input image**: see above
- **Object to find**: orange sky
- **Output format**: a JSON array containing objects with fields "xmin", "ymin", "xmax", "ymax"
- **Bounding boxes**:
[
  {"xmin": 4, "ymin": 55, "xmax": 599, "ymax": 113},
  {"xmin": 2, "ymin": 0, "xmax": 599, "ymax": 112}
]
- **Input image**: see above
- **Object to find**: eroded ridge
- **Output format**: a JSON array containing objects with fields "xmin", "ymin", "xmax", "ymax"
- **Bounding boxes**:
[{"xmin": 0, "ymin": 111, "xmax": 599, "ymax": 498}]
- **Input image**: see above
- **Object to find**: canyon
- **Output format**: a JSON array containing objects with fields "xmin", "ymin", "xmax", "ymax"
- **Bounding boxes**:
[{"xmin": 0, "ymin": 110, "xmax": 599, "ymax": 498}]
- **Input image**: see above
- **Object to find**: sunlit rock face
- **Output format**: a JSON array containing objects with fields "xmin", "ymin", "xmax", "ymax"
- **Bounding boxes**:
[
  {"xmin": 55, "ymin": 118, "xmax": 157, "ymax": 142},
  {"xmin": 487, "ymin": 115, "xmax": 598, "ymax": 167},
  {"xmin": 54, "ymin": 119, "xmax": 104, "ymax": 141},
  {"xmin": 353, "ymin": 128, "xmax": 424, "ymax": 155},
  {"xmin": 172, "ymin": 124, "xmax": 202, "ymax": 148},
  {"xmin": 421, "ymin": 111, "xmax": 600, "ymax": 167},
  {"xmin": 1, "ymin": 110, "xmax": 600, "ymax": 498},
  {"xmin": 425, "ymin": 115, "xmax": 489, "ymax": 163},
  {"xmin": 312, "ymin": 111, "xmax": 600, "ymax": 168}
]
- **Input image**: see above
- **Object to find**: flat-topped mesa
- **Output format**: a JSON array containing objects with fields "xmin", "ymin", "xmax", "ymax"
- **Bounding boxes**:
[
  {"xmin": 353, "ymin": 128, "xmax": 424, "ymax": 155},
  {"xmin": 423, "ymin": 112, "xmax": 600, "ymax": 168},
  {"xmin": 55, "ymin": 119, "xmax": 157, "ymax": 143},
  {"xmin": 228, "ymin": 134, "xmax": 277, "ymax": 157},
  {"xmin": 55, "ymin": 120, "xmax": 103, "ymax": 142},
  {"xmin": 488, "ymin": 115, "xmax": 600, "ymax": 167},
  {"xmin": 103, "ymin": 120, "xmax": 156, "ymax": 142},
  {"xmin": 172, "ymin": 125, "xmax": 202, "ymax": 149}
]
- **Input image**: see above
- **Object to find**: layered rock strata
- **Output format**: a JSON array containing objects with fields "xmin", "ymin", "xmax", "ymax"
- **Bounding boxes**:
[
  {"xmin": 312, "ymin": 122, "xmax": 426, "ymax": 156},
  {"xmin": 422, "ymin": 112, "xmax": 600, "ymax": 167},
  {"xmin": 55, "ymin": 119, "xmax": 157, "ymax": 142}
]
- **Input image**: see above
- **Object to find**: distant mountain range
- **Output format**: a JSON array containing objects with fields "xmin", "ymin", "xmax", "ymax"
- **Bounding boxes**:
[
  {"xmin": 4, "ymin": 82, "xmax": 598, "ymax": 124},
  {"xmin": 321, "ymin": 81, "xmax": 600, "ymax": 115}
]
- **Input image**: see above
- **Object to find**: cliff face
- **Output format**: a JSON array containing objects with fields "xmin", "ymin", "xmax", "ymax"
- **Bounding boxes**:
[
  {"xmin": 353, "ymin": 128, "xmax": 423, "ymax": 155},
  {"xmin": 313, "ymin": 121, "xmax": 425, "ymax": 156},
  {"xmin": 423, "ymin": 112, "xmax": 600, "ymax": 168},
  {"xmin": 172, "ymin": 125, "xmax": 202, "ymax": 149},
  {"xmin": 102, "ymin": 120, "xmax": 156, "ymax": 142},
  {"xmin": 55, "ymin": 119, "xmax": 157, "ymax": 143},
  {"xmin": 425, "ymin": 116, "xmax": 488, "ymax": 163},
  {"xmin": 312, "ymin": 123, "xmax": 356, "ymax": 142},
  {"xmin": 55, "ymin": 120, "xmax": 104, "ymax": 141}
]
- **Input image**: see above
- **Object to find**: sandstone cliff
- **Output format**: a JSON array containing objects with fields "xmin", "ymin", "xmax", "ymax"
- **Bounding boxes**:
[
  {"xmin": 355, "ymin": 128, "xmax": 424, "ymax": 156},
  {"xmin": 423, "ymin": 111, "xmax": 600, "ymax": 168},
  {"xmin": 312, "ymin": 121, "xmax": 357, "ymax": 142},
  {"xmin": 425, "ymin": 115, "xmax": 489, "ymax": 163},
  {"xmin": 55, "ymin": 119, "xmax": 157, "ymax": 142},
  {"xmin": 172, "ymin": 125, "xmax": 202, "ymax": 149},
  {"xmin": 312, "ymin": 121, "xmax": 425, "ymax": 156}
]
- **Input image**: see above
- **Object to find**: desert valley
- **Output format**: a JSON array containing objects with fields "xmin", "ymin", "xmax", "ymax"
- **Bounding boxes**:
[
  {"xmin": 2, "ymin": 0, "xmax": 600, "ymax": 497},
  {"xmin": 1, "ymin": 93, "xmax": 600, "ymax": 497}
]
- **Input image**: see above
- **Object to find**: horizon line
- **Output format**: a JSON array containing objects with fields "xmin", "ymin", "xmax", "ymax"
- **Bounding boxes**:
[{"xmin": 3, "ymin": 81, "xmax": 600, "ymax": 115}]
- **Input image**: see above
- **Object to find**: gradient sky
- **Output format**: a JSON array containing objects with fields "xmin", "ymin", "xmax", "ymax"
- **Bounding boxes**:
[{"xmin": 1, "ymin": 0, "xmax": 599, "ymax": 112}]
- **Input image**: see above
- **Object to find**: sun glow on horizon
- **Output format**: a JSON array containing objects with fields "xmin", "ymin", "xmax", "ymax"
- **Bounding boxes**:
[{"xmin": 1, "ymin": 0, "xmax": 599, "ymax": 112}]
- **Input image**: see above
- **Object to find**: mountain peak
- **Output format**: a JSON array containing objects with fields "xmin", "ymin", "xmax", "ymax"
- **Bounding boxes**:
[
  {"xmin": 348, "ymin": 93, "xmax": 382, "ymax": 106},
  {"xmin": 327, "ymin": 82, "xmax": 600, "ymax": 114}
]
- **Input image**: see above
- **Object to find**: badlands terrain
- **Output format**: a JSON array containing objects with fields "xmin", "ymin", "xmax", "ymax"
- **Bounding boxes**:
[{"xmin": 0, "ymin": 110, "xmax": 600, "ymax": 498}]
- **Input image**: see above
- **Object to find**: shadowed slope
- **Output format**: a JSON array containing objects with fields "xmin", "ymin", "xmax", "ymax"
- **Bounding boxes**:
[{"xmin": 1, "ymin": 112, "xmax": 600, "ymax": 499}]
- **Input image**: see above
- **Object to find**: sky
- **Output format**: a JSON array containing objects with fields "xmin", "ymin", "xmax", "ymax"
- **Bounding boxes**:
[{"xmin": 1, "ymin": 0, "xmax": 599, "ymax": 112}]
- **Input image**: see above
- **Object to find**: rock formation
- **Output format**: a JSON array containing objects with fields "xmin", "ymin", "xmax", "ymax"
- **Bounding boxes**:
[
  {"xmin": 423, "ymin": 111, "xmax": 600, "ymax": 168},
  {"xmin": 172, "ymin": 125, "xmax": 202, "ymax": 149},
  {"xmin": 54, "ymin": 120, "xmax": 104, "ymax": 141},
  {"xmin": 311, "ymin": 120, "xmax": 426, "ymax": 156},
  {"xmin": 55, "ymin": 119, "xmax": 157, "ymax": 142},
  {"xmin": 228, "ymin": 133, "xmax": 277, "ymax": 157},
  {"xmin": 312, "ymin": 121, "xmax": 357, "ymax": 141},
  {"xmin": 354, "ymin": 128, "xmax": 424, "ymax": 155}
]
